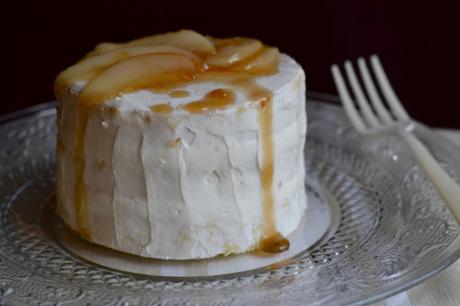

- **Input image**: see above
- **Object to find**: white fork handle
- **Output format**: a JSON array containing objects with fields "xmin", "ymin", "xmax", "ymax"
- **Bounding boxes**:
[{"xmin": 399, "ymin": 129, "xmax": 460, "ymax": 224}]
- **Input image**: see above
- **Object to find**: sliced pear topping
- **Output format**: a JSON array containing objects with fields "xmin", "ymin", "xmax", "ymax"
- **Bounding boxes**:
[
  {"xmin": 125, "ymin": 30, "xmax": 216, "ymax": 54},
  {"xmin": 55, "ymin": 46, "xmax": 200, "ymax": 90},
  {"xmin": 92, "ymin": 30, "xmax": 216, "ymax": 56},
  {"xmin": 208, "ymin": 37, "xmax": 254, "ymax": 49},
  {"xmin": 79, "ymin": 53, "xmax": 197, "ymax": 108},
  {"xmin": 237, "ymin": 47, "xmax": 280, "ymax": 74},
  {"xmin": 206, "ymin": 39, "xmax": 263, "ymax": 68},
  {"xmin": 90, "ymin": 42, "xmax": 121, "ymax": 55}
]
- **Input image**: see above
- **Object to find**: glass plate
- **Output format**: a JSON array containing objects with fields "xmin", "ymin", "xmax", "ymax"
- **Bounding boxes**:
[{"xmin": 0, "ymin": 93, "xmax": 459, "ymax": 306}]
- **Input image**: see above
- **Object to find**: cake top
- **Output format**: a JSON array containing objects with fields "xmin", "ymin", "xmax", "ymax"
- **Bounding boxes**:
[
  {"xmin": 55, "ymin": 30, "xmax": 300, "ymax": 253},
  {"xmin": 54, "ymin": 29, "xmax": 283, "ymax": 114},
  {"xmin": 66, "ymin": 55, "xmax": 301, "ymax": 115}
]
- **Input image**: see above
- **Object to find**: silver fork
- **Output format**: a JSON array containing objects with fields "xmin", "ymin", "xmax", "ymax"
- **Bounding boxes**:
[{"xmin": 331, "ymin": 55, "xmax": 460, "ymax": 224}]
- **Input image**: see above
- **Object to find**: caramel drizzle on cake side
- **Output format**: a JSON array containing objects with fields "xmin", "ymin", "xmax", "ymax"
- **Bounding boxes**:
[
  {"xmin": 182, "ymin": 88, "xmax": 235, "ymax": 113},
  {"xmin": 54, "ymin": 30, "xmax": 288, "ymax": 252},
  {"xmin": 247, "ymin": 83, "xmax": 290, "ymax": 253}
]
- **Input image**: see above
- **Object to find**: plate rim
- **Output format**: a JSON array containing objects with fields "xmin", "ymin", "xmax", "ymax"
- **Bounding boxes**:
[{"xmin": 0, "ymin": 92, "xmax": 459, "ymax": 306}]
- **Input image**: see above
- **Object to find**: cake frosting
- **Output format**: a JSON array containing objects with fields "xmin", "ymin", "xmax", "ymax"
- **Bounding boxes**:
[{"xmin": 55, "ymin": 30, "xmax": 307, "ymax": 259}]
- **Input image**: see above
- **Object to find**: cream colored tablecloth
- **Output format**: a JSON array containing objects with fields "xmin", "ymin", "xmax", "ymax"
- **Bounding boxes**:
[{"xmin": 374, "ymin": 129, "xmax": 460, "ymax": 306}]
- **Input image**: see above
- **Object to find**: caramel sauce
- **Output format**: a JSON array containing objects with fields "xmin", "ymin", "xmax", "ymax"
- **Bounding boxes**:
[
  {"xmin": 260, "ymin": 232, "xmax": 290, "ymax": 253},
  {"xmin": 151, "ymin": 104, "xmax": 173, "ymax": 113},
  {"xmin": 73, "ymin": 109, "xmax": 91, "ymax": 239},
  {"xmin": 183, "ymin": 88, "xmax": 235, "ymax": 113},
  {"xmin": 243, "ymin": 82, "xmax": 289, "ymax": 253},
  {"xmin": 257, "ymin": 95, "xmax": 277, "ymax": 248},
  {"xmin": 57, "ymin": 138, "xmax": 65, "ymax": 153},
  {"xmin": 55, "ymin": 30, "xmax": 289, "ymax": 251},
  {"xmin": 168, "ymin": 89, "xmax": 190, "ymax": 98}
]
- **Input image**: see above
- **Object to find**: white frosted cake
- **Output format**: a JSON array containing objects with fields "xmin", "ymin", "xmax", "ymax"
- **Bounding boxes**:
[{"xmin": 55, "ymin": 30, "xmax": 307, "ymax": 259}]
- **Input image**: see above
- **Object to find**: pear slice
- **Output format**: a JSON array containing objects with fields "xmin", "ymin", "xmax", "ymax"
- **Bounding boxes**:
[
  {"xmin": 207, "ymin": 37, "xmax": 254, "ymax": 49},
  {"xmin": 237, "ymin": 47, "xmax": 280, "ymax": 74},
  {"xmin": 89, "ymin": 42, "xmax": 120, "ymax": 55},
  {"xmin": 92, "ymin": 30, "xmax": 216, "ymax": 56},
  {"xmin": 206, "ymin": 39, "xmax": 263, "ymax": 68},
  {"xmin": 79, "ymin": 53, "xmax": 196, "ymax": 108},
  {"xmin": 55, "ymin": 46, "xmax": 200, "ymax": 91}
]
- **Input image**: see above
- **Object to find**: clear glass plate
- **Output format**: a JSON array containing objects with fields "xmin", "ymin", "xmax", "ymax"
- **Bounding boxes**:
[{"xmin": 0, "ymin": 93, "xmax": 459, "ymax": 306}]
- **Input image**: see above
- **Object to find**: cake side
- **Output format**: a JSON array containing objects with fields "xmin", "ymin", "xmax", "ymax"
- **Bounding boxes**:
[{"xmin": 55, "ymin": 31, "xmax": 307, "ymax": 259}]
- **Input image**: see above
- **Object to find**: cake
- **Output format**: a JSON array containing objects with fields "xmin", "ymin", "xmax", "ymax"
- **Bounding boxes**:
[{"xmin": 54, "ymin": 30, "xmax": 307, "ymax": 259}]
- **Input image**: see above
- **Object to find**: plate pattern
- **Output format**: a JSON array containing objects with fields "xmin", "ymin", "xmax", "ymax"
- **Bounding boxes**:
[{"xmin": 0, "ymin": 99, "xmax": 459, "ymax": 305}]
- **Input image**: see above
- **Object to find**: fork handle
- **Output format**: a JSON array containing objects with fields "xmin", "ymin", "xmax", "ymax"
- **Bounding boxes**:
[{"xmin": 399, "ymin": 129, "xmax": 460, "ymax": 224}]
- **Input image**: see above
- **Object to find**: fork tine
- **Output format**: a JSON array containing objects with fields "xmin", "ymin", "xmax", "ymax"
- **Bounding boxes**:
[
  {"xmin": 344, "ymin": 61, "xmax": 380, "ymax": 128},
  {"xmin": 331, "ymin": 65, "xmax": 367, "ymax": 133},
  {"xmin": 357, "ymin": 58, "xmax": 393, "ymax": 124},
  {"xmin": 370, "ymin": 55, "xmax": 411, "ymax": 122}
]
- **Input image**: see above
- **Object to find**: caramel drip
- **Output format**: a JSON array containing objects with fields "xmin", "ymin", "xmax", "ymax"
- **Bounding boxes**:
[
  {"xmin": 73, "ymin": 108, "xmax": 91, "ymax": 239},
  {"xmin": 245, "ymin": 82, "xmax": 289, "ymax": 253},
  {"xmin": 151, "ymin": 104, "xmax": 173, "ymax": 113},
  {"xmin": 183, "ymin": 88, "xmax": 235, "ymax": 113},
  {"xmin": 261, "ymin": 233, "xmax": 290, "ymax": 253},
  {"xmin": 169, "ymin": 89, "xmax": 190, "ymax": 98},
  {"xmin": 56, "ymin": 31, "xmax": 290, "ymax": 251},
  {"xmin": 57, "ymin": 138, "xmax": 65, "ymax": 153}
]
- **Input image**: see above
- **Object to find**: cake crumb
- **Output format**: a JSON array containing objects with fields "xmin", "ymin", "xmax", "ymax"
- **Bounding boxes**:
[
  {"xmin": 222, "ymin": 243, "xmax": 240, "ymax": 255},
  {"xmin": 95, "ymin": 159, "xmax": 107, "ymax": 170},
  {"xmin": 143, "ymin": 114, "xmax": 152, "ymax": 123},
  {"xmin": 176, "ymin": 231, "xmax": 191, "ymax": 244},
  {"xmin": 167, "ymin": 137, "xmax": 182, "ymax": 148}
]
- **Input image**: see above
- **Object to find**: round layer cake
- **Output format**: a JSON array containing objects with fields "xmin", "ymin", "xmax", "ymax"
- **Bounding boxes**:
[{"xmin": 55, "ymin": 30, "xmax": 307, "ymax": 259}]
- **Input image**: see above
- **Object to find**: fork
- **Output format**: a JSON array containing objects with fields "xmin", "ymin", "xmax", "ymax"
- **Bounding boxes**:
[{"xmin": 331, "ymin": 55, "xmax": 460, "ymax": 224}]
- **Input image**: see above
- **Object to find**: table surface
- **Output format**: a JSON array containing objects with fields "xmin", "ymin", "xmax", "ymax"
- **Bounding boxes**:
[{"xmin": 373, "ymin": 128, "xmax": 460, "ymax": 306}]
